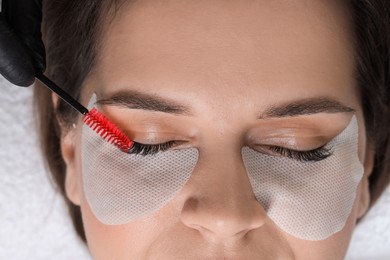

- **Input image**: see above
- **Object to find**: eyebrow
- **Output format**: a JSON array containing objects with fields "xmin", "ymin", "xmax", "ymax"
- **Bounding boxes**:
[
  {"xmin": 260, "ymin": 97, "xmax": 355, "ymax": 118},
  {"xmin": 95, "ymin": 90, "xmax": 192, "ymax": 115},
  {"xmin": 95, "ymin": 90, "xmax": 355, "ymax": 118}
]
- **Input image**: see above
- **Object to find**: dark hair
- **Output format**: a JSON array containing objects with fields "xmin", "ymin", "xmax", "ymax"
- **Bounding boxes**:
[{"xmin": 34, "ymin": 0, "xmax": 390, "ymax": 243}]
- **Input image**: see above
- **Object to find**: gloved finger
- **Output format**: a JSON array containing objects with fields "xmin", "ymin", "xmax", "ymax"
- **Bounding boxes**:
[
  {"xmin": 18, "ymin": 32, "xmax": 45, "ymax": 73},
  {"xmin": 2, "ymin": 0, "xmax": 45, "ymax": 72},
  {"xmin": 0, "ymin": 16, "xmax": 35, "ymax": 87}
]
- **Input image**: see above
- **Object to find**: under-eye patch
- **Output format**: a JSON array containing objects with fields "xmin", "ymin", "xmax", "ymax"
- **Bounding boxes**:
[{"xmin": 241, "ymin": 115, "xmax": 363, "ymax": 240}]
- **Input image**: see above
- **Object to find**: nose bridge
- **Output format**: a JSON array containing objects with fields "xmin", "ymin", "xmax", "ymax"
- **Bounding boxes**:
[
  {"xmin": 199, "ymin": 145, "xmax": 253, "ymax": 197},
  {"xmin": 180, "ymin": 143, "xmax": 266, "ymax": 240}
]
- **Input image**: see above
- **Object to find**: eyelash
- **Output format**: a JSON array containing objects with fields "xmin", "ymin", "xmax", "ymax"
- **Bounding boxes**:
[
  {"xmin": 267, "ymin": 145, "xmax": 333, "ymax": 162},
  {"xmin": 124, "ymin": 141, "xmax": 333, "ymax": 162},
  {"xmin": 127, "ymin": 141, "xmax": 177, "ymax": 156}
]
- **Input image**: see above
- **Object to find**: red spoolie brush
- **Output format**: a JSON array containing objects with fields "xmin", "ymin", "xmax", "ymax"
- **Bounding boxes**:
[
  {"xmin": 83, "ymin": 108, "xmax": 133, "ymax": 152},
  {"xmin": 35, "ymin": 72, "xmax": 134, "ymax": 152}
]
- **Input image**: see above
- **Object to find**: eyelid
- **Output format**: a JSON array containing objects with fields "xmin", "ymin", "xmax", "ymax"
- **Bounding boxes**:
[
  {"xmin": 122, "ymin": 130, "xmax": 190, "ymax": 144},
  {"xmin": 247, "ymin": 116, "xmax": 352, "ymax": 149},
  {"xmin": 252, "ymin": 134, "xmax": 332, "ymax": 151},
  {"xmin": 254, "ymin": 143, "xmax": 334, "ymax": 162}
]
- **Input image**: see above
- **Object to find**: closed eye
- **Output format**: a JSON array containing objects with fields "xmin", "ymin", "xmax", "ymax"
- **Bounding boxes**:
[
  {"xmin": 263, "ymin": 145, "xmax": 333, "ymax": 162},
  {"xmin": 126, "ymin": 141, "xmax": 177, "ymax": 156}
]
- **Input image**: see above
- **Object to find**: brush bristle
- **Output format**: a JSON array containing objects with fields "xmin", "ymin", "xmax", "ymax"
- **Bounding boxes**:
[{"xmin": 83, "ymin": 108, "xmax": 134, "ymax": 152}]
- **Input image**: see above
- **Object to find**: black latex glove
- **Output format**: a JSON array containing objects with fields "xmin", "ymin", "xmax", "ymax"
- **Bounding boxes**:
[{"xmin": 0, "ymin": 0, "xmax": 45, "ymax": 87}]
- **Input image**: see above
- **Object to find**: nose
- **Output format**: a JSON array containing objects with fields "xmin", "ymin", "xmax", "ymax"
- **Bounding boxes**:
[{"xmin": 180, "ymin": 149, "xmax": 266, "ymax": 241}]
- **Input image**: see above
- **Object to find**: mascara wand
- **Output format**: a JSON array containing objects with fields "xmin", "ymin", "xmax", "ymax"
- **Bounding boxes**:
[
  {"xmin": 35, "ymin": 72, "xmax": 89, "ymax": 115},
  {"xmin": 35, "ymin": 72, "xmax": 134, "ymax": 152}
]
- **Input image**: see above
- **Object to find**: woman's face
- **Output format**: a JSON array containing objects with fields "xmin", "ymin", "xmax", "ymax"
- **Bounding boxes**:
[{"xmin": 61, "ymin": 0, "xmax": 374, "ymax": 259}]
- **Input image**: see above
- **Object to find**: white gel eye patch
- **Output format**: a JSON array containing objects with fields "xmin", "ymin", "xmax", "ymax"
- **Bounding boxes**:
[
  {"xmin": 241, "ymin": 116, "xmax": 364, "ymax": 240},
  {"xmin": 81, "ymin": 95, "xmax": 198, "ymax": 225}
]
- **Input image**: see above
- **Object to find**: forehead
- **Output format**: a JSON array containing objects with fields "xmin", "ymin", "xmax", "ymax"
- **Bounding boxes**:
[{"xmin": 88, "ymin": 0, "xmax": 357, "ymax": 112}]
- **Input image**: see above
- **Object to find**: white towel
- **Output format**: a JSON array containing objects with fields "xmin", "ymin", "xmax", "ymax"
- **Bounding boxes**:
[
  {"xmin": 0, "ymin": 76, "xmax": 389, "ymax": 259},
  {"xmin": 0, "ymin": 77, "xmax": 90, "ymax": 260}
]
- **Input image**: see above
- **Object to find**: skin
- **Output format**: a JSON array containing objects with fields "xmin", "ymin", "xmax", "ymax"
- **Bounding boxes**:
[{"xmin": 59, "ymin": 0, "xmax": 375, "ymax": 259}]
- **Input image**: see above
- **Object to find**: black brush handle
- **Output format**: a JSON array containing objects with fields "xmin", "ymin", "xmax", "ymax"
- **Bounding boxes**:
[{"xmin": 35, "ymin": 72, "xmax": 89, "ymax": 115}]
